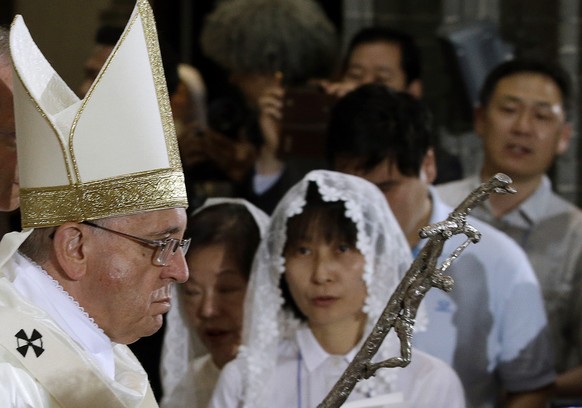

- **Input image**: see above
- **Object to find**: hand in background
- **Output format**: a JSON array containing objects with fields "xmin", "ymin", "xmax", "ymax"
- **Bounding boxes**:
[
  {"xmin": 256, "ymin": 84, "xmax": 285, "ymax": 175},
  {"xmin": 316, "ymin": 79, "xmax": 358, "ymax": 99}
]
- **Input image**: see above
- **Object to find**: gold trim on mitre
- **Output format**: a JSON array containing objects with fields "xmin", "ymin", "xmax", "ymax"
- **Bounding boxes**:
[
  {"xmin": 20, "ymin": 169, "xmax": 187, "ymax": 228},
  {"xmin": 11, "ymin": 0, "xmax": 188, "ymax": 229},
  {"xmin": 138, "ymin": 0, "xmax": 182, "ymax": 170}
]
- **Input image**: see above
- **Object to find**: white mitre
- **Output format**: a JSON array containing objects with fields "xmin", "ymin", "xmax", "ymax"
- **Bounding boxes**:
[{"xmin": 10, "ymin": 0, "xmax": 187, "ymax": 228}]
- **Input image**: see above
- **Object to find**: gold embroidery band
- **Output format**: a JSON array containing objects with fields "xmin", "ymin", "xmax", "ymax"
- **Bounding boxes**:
[{"xmin": 20, "ymin": 169, "xmax": 188, "ymax": 228}]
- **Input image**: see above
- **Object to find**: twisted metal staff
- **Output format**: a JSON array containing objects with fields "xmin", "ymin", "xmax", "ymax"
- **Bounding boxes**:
[{"xmin": 318, "ymin": 173, "xmax": 516, "ymax": 408}]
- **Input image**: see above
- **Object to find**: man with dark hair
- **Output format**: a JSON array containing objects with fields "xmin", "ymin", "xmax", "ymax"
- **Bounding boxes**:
[
  {"xmin": 340, "ymin": 26, "xmax": 422, "ymax": 97},
  {"xmin": 438, "ymin": 58, "xmax": 582, "ymax": 397},
  {"xmin": 327, "ymin": 83, "xmax": 555, "ymax": 408},
  {"xmin": 332, "ymin": 25, "xmax": 462, "ymax": 184},
  {"xmin": 477, "ymin": 58, "xmax": 573, "ymax": 119}
]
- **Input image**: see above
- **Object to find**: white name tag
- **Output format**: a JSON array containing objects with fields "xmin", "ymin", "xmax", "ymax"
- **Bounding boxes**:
[{"xmin": 342, "ymin": 392, "xmax": 408, "ymax": 408}]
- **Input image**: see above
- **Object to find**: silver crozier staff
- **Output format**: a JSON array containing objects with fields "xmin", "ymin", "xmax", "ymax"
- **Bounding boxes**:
[{"xmin": 318, "ymin": 173, "xmax": 516, "ymax": 408}]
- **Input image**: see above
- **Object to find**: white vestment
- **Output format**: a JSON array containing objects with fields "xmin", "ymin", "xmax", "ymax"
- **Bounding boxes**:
[{"xmin": 0, "ymin": 231, "xmax": 158, "ymax": 408}]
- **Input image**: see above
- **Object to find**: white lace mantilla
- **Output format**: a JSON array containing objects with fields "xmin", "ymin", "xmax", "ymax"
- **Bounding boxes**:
[
  {"xmin": 240, "ymin": 170, "xmax": 419, "ymax": 407},
  {"xmin": 160, "ymin": 198, "xmax": 271, "ymax": 400}
]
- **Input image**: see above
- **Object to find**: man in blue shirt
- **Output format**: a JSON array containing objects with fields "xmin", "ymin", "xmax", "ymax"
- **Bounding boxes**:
[
  {"xmin": 327, "ymin": 83, "xmax": 555, "ymax": 408},
  {"xmin": 438, "ymin": 58, "xmax": 582, "ymax": 399}
]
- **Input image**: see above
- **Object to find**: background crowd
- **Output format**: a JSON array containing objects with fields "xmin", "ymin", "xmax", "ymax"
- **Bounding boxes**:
[{"xmin": 0, "ymin": 0, "xmax": 581, "ymax": 407}]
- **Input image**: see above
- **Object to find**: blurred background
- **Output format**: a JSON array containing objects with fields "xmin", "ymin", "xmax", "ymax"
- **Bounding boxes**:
[{"xmin": 1, "ymin": 0, "xmax": 579, "ymax": 206}]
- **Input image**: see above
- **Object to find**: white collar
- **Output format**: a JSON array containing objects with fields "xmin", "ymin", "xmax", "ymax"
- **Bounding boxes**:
[
  {"xmin": 296, "ymin": 325, "xmax": 361, "ymax": 373},
  {"xmin": 11, "ymin": 252, "xmax": 115, "ymax": 379}
]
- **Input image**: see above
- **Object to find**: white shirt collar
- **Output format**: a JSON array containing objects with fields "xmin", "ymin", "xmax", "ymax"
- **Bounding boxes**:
[
  {"xmin": 11, "ymin": 252, "xmax": 115, "ymax": 379},
  {"xmin": 296, "ymin": 325, "xmax": 362, "ymax": 373}
]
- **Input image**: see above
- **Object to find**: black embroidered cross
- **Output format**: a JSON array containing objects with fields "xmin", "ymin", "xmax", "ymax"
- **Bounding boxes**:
[{"xmin": 15, "ymin": 329, "xmax": 45, "ymax": 358}]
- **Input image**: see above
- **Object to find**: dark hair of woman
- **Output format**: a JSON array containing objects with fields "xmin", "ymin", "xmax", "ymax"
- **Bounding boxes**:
[
  {"xmin": 281, "ymin": 182, "xmax": 358, "ymax": 319},
  {"xmin": 185, "ymin": 203, "xmax": 260, "ymax": 280}
]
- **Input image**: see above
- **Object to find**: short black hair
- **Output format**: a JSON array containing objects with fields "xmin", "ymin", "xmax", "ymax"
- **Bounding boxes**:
[
  {"xmin": 479, "ymin": 58, "xmax": 573, "ymax": 120},
  {"xmin": 327, "ymin": 83, "xmax": 434, "ymax": 177},
  {"xmin": 284, "ymin": 182, "xmax": 357, "ymax": 252},
  {"xmin": 185, "ymin": 203, "xmax": 261, "ymax": 281},
  {"xmin": 281, "ymin": 182, "xmax": 357, "ymax": 320},
  {"xmin": 344, "ymin": 26, "xmax": 421, "ymax": 85}
]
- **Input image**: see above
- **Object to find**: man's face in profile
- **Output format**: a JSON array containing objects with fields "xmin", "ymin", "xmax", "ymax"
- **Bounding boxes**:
[{"xmin": 0, "ymin": 60, "xmax": 18, "ymax": 212}]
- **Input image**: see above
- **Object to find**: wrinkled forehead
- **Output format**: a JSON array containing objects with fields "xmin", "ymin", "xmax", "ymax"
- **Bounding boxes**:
[{"xmin": 103, "ymin": 207, "xmax": 187, "ymax": 233}]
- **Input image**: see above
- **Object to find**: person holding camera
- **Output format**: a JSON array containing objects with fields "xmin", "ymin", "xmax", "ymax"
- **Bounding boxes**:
[{"xmin": 199, "ymin": 0, "xmax": 339, "ymax": 214}]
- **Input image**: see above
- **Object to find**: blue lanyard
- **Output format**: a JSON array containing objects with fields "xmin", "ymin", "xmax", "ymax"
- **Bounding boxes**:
[{"xmin": 297, "ymin": 351, "xmax": 302, "ymax": 408}]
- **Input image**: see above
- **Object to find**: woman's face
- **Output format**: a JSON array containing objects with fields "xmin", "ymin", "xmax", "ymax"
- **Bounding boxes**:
[
  {"xmin": 284, "ymin": 230, "xmax": 367, "ymax": 332},
  {"xmin": 180, "ymin": 244, "xmax": 247, "ymax": 368}
]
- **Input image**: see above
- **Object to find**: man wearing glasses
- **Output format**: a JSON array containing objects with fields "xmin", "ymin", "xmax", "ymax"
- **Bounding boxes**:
[{"xmin": 0, "ymin": 1, "xmax": 189, "ymax": 406}]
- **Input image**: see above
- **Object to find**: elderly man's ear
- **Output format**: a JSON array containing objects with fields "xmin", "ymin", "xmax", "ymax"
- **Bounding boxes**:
[{"xmin": 52, "ymin": 223, "xmax": 90, "ymax": 281}]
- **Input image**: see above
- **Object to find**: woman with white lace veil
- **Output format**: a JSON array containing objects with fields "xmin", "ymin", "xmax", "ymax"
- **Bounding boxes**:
[
  {"xmin": 160, "ymin": 198, "xmax": 269, "ymax": 408},
  {"xmin": 209, "ymin": 170, "xmax": 465, "ymax": 407}
]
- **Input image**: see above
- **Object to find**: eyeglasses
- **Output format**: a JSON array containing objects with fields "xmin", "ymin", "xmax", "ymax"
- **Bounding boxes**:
[{"xmin": 83, "ymin": 221, "xmax": 191, "ymax": 266}]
